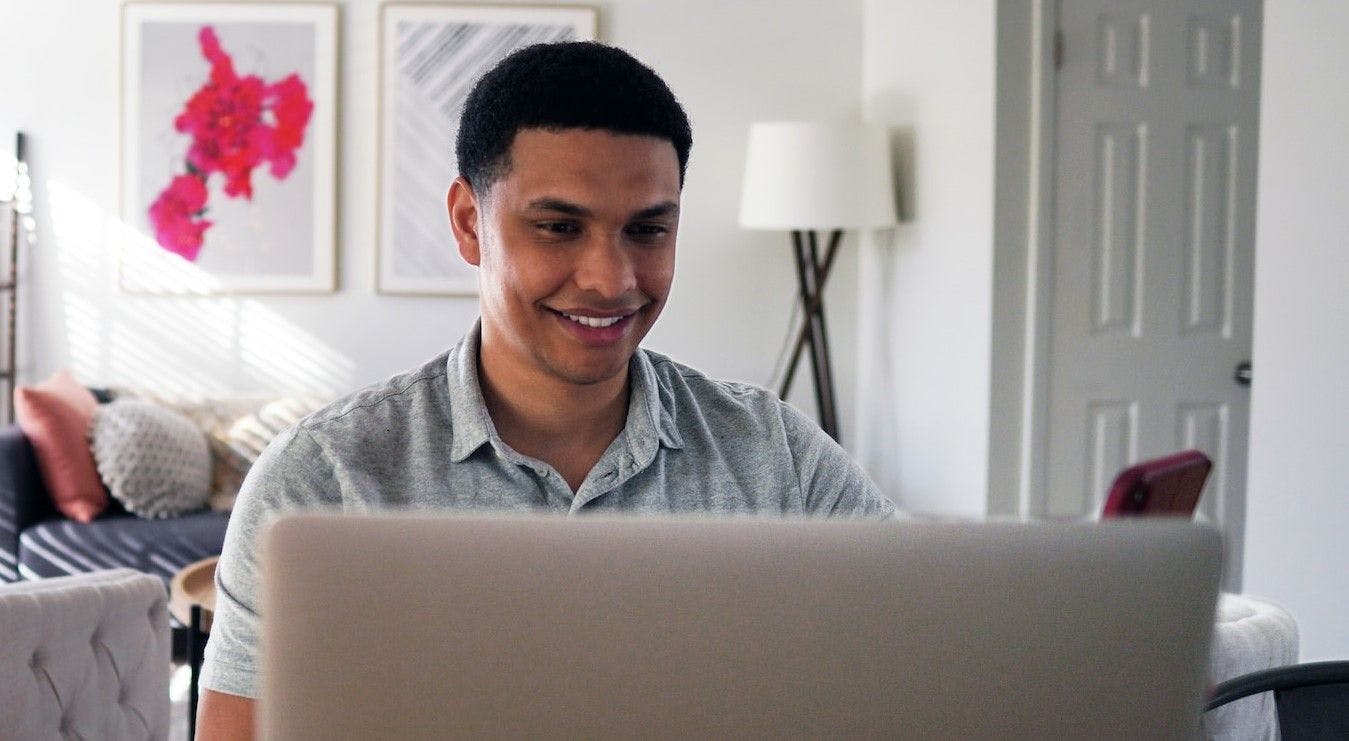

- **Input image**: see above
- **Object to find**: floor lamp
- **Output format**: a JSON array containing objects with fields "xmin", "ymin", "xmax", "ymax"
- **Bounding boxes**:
[{"xmin": 738, "ymin": 121, "xmax": 897, "ymax": 442}]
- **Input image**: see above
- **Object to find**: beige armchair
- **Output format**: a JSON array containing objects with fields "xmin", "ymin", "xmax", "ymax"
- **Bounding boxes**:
[{"xmin": 0, "ymin": 568, "xmax": 171, "ymax": 740}]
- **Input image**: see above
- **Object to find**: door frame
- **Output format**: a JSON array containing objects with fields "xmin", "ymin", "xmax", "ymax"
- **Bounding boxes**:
[{"xmin": 988, "ymin": 0, "xmax": 1059, "ymax": 518}]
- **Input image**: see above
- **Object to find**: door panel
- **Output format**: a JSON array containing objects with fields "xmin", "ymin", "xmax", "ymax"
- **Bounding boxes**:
[
  {"xmin": 1047, "ymin": 0, "xmax": 1261, "ymax": 589},
  {"xmin": 1182, "ymin": 124, "xmax": 1238, "ymax": 336}
]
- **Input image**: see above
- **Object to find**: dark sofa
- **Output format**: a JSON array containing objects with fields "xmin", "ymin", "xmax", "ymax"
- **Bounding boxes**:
[{"xmin": 0, "ymin": 424, "xmax": 229, "ymax": 585}]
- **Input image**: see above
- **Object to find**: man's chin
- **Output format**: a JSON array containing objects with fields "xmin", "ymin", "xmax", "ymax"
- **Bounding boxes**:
[
  {"xmin": 552, "ymin": 364, "xmax": 629, "ymax": 388},
  {"xmin": 541, "ymin": 352, "xmax": 632, "ymax": 388}
]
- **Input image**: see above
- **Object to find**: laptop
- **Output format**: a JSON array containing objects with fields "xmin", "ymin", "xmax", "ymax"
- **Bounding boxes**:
[{"xmin": 259, "ymin": 513, "xmax": 1221, "ymax": 739}]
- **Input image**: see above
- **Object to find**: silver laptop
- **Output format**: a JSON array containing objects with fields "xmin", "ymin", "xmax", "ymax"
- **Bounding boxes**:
[{"xmin": 259, "ymin": 514, "xmax": 1220, "ymax": 740}]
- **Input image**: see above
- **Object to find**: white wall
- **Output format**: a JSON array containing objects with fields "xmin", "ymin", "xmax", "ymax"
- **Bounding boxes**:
[
  {"xmin": 0, "ymin": 1, "xmax": 864, "ymax": 431},
  {"xmin": 1244, "ymin": 2, "xmax": 1349, "ymax": 662},
  {"xmin": 857, "ymin": 0, "xmax": 997, "ymax": 517}
]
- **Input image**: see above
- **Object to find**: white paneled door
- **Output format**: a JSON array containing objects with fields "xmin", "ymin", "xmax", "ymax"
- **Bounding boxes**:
[{"xmin": 1047, "ymin": 0, "xmax": 1261, "ymax": 588}]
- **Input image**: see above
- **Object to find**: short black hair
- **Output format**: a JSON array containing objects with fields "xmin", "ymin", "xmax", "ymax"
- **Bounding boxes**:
[{"xmin": 455, "ymin": 41, "xmax": 693, "ymax": 194}]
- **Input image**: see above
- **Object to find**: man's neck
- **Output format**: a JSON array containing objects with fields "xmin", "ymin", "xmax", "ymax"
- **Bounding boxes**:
[{"xmin": 477, "ymin": 340, "xmax": 629, "ymax": 493}]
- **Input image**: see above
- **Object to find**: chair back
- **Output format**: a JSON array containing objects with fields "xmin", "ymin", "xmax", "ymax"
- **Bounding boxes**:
[
  {"xmin": 0, "ymin": 569, "xmax": 170, "ymax": 739},
  {"xmin": 1207, "ymin": 660, "xmax": 1349, "ymax": 738}
]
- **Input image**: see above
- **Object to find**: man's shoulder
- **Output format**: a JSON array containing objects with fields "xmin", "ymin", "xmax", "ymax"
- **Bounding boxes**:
[
  {"xmin": 641, "ymin": 348, "xmax": 777, "ymax": 405},
  {"xmin": 300, "ymin": 351, "xmax": 452, "ymax": 439},
  {"xmin": 638, "ymin": 348, "xmax": 796, "ymax": 439}
]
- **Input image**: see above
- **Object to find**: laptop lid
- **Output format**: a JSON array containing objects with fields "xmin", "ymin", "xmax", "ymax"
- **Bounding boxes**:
[{"xmin": 259, "ymin": 514, "xmax": 1221, "ymax": 739}]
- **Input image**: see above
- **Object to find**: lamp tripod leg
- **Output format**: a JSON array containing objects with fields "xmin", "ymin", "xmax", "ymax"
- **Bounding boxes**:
[
  {"xmin": 779, "ymin": 230, "xmax": 842, "ymax": 400},
  {"xmin": 789, "ymin": 230, "xmax": 841, "ymax": 441}
]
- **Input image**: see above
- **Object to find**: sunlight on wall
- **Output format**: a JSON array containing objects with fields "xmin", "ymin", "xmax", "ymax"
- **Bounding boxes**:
[
  {"xmin": 60, "ymin": 293, "xmax": 104, "ymax": 380},
  {"xmin": 236, "ymin": 300, "xmax": 352, "ymax": 394},
  {"xmin": 46, "ymin": 180, "xmax": 354, "ymax": 397}
]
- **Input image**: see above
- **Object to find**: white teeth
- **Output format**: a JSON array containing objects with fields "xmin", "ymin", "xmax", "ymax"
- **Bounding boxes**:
[{"xmin": 563, "ymin": 312, "xmax": 624, "ymax": 328}]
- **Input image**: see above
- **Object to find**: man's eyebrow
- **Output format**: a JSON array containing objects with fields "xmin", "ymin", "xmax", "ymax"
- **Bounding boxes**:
[
  {"xmin": 523, "ymin": 199, "xmax": 680, "ymax": 220},
  {"xmin": 525, "ymin": 198, "xmax": 592, "ymax": 217},
  {"xmin": 632, "ymin": 201, "xmax": 680, "ymax": 220}
]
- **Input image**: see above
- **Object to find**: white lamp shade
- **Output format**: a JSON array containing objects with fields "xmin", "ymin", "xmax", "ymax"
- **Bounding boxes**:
[{"xmin": 738, "ymin": 121, "xmax": 898, "ymax": 231}]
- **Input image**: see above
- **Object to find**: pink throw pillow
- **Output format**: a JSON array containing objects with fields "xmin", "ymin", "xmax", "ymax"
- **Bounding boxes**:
[{"xmin": 13, "ymin": 370, "xmax": 109, "ymax": 522}]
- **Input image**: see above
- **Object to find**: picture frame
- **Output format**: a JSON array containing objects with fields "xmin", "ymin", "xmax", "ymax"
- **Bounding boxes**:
[
  {"xmin": 377, "ymin": 3, "xmax": 598, "ymax": 296},
  {"xmin": 119, "ymin": 2, "xmax": 338, "ymax": 294}
]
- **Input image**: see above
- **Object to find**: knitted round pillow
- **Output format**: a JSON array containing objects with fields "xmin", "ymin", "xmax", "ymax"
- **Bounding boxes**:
[{"xmin": 89, "ymin": 399, "xmax": 211, "ymax": 519}]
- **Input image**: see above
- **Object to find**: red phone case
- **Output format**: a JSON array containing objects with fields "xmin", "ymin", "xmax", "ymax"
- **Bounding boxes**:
[{"xmin": 1101, "ymin": 450, "xmax": 1213, "ymax": 517}]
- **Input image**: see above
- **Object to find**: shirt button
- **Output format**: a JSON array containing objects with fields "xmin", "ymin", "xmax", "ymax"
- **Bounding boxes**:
[{"xmin": 535, "ymin": 469, "xmax": 548, "ymax": 477}]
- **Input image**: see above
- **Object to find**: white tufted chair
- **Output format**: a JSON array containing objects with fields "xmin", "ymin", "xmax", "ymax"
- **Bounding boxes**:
[
  {"xmin": 1203, "ymin": 593, "xmax": 1300, "ymax": 740},
  {"xmin": 0, "ymin": 568, "xmax": 171, "ymax": 740}
]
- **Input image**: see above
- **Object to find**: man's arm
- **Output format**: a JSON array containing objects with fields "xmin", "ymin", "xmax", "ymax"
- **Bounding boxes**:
[
  {"xmin": 778, "ymin": 400, "xmax": 898, "ymax": 518},
  {"xmin": 197, "ymin": 690, "xmax": 255, "ymax": 740},
  {"xmin": 197, "ymin": 426, "xmax": 342, "ymax": 730}
]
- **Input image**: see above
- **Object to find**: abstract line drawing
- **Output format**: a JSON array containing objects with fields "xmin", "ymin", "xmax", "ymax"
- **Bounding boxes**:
[
  {"xmin": 121, "ymin": 3, "xmax": 337, "ymax": 294},
  {"xmin": 378, "ymin": 4, "xmax": 597, "ymax": 295}
]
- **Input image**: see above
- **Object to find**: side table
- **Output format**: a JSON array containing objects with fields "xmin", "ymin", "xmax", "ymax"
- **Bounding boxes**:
[{"xmin": 170, "ymin": 556, "xmax": 218, "ymax": 741}]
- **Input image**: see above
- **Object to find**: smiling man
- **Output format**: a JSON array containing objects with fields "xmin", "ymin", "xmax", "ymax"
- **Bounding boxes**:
[
  {"xmin": 455, "ymin": 126, "xmax": 681, "ymax": 493},
  {"xmin": 197, "ymin": 42, "xmax": 895, "ymax": 738}
]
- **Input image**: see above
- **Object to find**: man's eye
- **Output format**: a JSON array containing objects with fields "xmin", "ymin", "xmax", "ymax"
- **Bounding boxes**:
[
  {"xmin": 537, "ymin": 221, "xmax": 580, "ymax": 236},
  {"xmin": 627, "ymin": 223, "xmax": 669, "ymax": 240}
]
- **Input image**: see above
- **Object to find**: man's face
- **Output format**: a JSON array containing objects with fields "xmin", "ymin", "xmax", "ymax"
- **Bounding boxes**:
[{"xmin": 450, "ymin": 128, "xmax": 681, "ymax": 388}]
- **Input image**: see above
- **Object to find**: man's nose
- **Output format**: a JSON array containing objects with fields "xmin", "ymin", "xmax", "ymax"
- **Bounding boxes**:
[{"xmin": 573, "ymin": 234, "xmax": 637, "ymax": 299}]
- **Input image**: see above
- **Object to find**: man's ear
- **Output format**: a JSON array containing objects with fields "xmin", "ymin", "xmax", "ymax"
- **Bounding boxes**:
[{"xmin": 447, "ymin": 177, "xmax": 482, "ymax": 266}]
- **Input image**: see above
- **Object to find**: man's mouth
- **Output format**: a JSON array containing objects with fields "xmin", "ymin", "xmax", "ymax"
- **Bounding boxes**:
[
  {"xmin": 560, "ymin": 312, "xmax": 626, "ymax": 328},
  {"xmin": 547, "ymin": 307, "xmax": 642, "ymax": 345}
]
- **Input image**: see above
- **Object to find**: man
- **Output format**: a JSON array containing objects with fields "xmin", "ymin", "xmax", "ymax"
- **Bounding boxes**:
[{"xmin": 198, "ymin": 41, "xmax": 895, "ymax": 737}]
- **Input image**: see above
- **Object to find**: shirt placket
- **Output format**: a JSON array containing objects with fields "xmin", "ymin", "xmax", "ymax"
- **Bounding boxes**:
[
  {"xmin": 543, "ymin": 468, "xmax": 576, "ymax": 509},
  {"xmin": 487, "ymin": 443, "xmax": 569, "ymax": 510},
  {"xmin": 570, "ymin": 445, "xmax": 653, "ymax": 513}
]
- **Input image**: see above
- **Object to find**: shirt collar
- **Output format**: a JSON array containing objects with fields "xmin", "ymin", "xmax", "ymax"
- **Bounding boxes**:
[
  {"xmin": 446, "ymin": 322, "xmax": 496, "ymax": 463},
  {"xmin": 629, "ymin": 346, "xmax": 686, "ymax": 452},
  {"xmin": 446, "ymin": 321, "xmax": 684, "ymax": 463}
]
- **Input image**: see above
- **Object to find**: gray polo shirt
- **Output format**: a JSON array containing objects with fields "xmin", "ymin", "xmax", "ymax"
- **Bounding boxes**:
[{"xmin": 201, "ymin": 325, "xmax": 896, "ymax": 698}]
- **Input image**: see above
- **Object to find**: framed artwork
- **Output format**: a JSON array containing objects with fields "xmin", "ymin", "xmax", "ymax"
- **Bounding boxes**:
[
  {"xmin": 120, "ymin": 2, "xmax": 337, "ymax": 294},
  {"xmin": 377, "ymin": 3, "xmax": 597, "ymax": 295}
]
